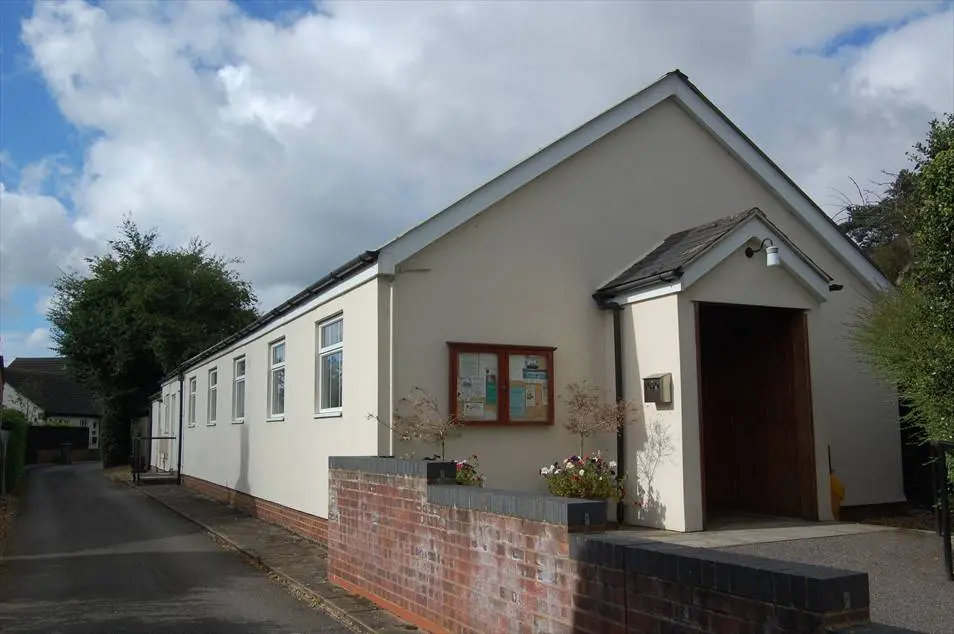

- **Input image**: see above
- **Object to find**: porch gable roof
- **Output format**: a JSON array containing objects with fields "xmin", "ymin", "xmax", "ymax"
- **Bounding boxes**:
[{"xmin": 594, "ymin": 207, "xmax": 834, "ymax": 306}]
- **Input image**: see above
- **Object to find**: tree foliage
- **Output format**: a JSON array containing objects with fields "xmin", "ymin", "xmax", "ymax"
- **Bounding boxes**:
[
  {"xmin": 852, "ymin": 114, "xmax": 954, "ymax": 462},
  {"xmin": 48, "ymin": 219, "xmax": 258, "ymax": 465}
]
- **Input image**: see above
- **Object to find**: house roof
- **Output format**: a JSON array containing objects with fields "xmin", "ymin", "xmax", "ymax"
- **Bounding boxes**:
[
  {"xmin": 596, "ymin": 210, "xmax": 759, "ymax": 296},
  {"xmin": 165, "ymin": 250, "xmax": 378, "ymax": 380},
  {"xmin": 595, "ymin": 207, "xmax": 835, "ymax": 304},
  {"xmin": 4, "ymin": 357, "xmax": 102, "ymax": 418},
  {"xmin": 162, "ymin": 69, "xmax": 888, "ymax": 382}
]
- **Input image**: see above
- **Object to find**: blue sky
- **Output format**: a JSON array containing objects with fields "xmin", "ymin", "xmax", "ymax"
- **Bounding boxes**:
[{"xmin": 0, "ymin": 0, "xmax": 952, "ymax": 363}]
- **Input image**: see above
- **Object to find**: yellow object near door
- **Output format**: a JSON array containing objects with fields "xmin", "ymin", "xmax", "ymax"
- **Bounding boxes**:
[{"xmin": 830, "ymin": 472, "xmax": 845, "ymax": 521}]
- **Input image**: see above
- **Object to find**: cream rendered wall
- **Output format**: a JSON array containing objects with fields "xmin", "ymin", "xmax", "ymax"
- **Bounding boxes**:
[
  {"xmin": 2, "ymin": 384, "xmax": 44, "ymax": 422},
  {"xmin": 172, "ymin": 276, "xmax": 382, "ymax": 519},
  {"xmin": 621, "ymin": 295, "xmax": 687, "ymax": 530},
  {"xmin": 390, "ymin": 97, "xmax": 902, "ymax": 519}
]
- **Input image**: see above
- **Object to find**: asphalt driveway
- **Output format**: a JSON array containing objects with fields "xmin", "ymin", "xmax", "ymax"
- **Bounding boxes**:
[{"xmin": 0, "ymin": 463, "xmax": 352, "ymax": 633}]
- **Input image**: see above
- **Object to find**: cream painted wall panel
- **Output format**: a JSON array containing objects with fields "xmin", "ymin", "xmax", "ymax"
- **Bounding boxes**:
[
  {"xmin": 391, "ymin": 97, "xmax": 901, "ymax": 511},
  {"xmin": 623, "ymin": 295, "xmax": 688, "ymax": 531},
  {"xmin": 171, "ymin": 277, "xmax": 382, "ymax": 519}
]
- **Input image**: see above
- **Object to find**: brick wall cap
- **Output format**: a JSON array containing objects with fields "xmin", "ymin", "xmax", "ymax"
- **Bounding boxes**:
[
  {"xmin": 329, "ymin": 456, "xmax": 456, "ymax": 482},
  {"xmin": 427, "ymin": 484, "xmax": 607, "ymax": 527}
]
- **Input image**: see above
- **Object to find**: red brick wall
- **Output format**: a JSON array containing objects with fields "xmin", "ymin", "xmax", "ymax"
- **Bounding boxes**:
[
  {"xmin": 328, "ymin": 459, "xmax": 874, "ymax": 634},
  {"xmin": 329, "ymin": 467, "xmax": 588, "ymax": 633},
  {"xmin": 182, "ymin": 474, "xmax": 328, "ymax": 544}
]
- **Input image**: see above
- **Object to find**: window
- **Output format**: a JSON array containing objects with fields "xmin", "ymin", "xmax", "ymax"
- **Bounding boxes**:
[
  {"xmin": 268, "ymin": 340, "xmax": 286, "ymax": 418},
  {"xmin": 316, "ymin": 316, "xmax": 343, "ymax": 413},
  {"xmin": 163, "ymin": 395, "xmax": 170, "ymax": 434},
  {"xmin": 233, "ymin": 356, "xmax": 246, "ymax": 422},
  {"xmin": 207, "ymin": 368, "xmax": 218, "ymax": 424},
  {"xmin": 447, "ymin": 342, "xmax": 556, "ymax": 425},
  {"xmin": 188, "ymin": 377, "xmax": 197, "ymax": 426}
]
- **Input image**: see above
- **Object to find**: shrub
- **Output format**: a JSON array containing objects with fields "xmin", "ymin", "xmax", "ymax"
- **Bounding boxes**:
[
  {"xmin": 540, "ymin": 451, "xmax": 624, "ymax": 500},
  {"xmin": 1, "ymin": 408, "xmax": 29, "ymax": 493},
  {"xmin": 455, "ymin": 455, "xmax": 485, "ymax": 487}
]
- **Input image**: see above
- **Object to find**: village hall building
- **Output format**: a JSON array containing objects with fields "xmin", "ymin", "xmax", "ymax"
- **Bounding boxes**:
[{"xmin": 151, "ymin": 70, "xmax": 903, "ymax": 535}]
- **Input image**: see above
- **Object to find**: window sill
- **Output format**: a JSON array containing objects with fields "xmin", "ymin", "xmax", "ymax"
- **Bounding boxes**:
[
  {"xmin": 187, "ymin": 423, "xmax": 195, "ymax": 428},
  {"xmin": 206, "ymin": 422, "xmax": 216, "ymax": 427},
  {"xmin": 266, "ymin": 416, "xmax": 285, "ymax": 422},
  {"xmin": 231, "ymin": 419, "xmax": 245, "ymax": 425},
  {"xmin": 314, "ymin": 411, "xmax": 342, "ymax": 419}
]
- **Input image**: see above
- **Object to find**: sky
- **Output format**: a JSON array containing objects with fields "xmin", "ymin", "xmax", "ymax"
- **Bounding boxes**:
[{"xmin": 0, "ymin": 0, "xmax": 952, "ymax": 362}]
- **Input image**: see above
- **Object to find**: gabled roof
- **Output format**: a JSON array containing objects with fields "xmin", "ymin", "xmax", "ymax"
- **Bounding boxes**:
[
  {"xmin": 375, "ymin": 70, "xmax": 889, "ymax": 292},
  {"xmin": 595, "ymin": 208, "xmax": 835, "ymax": 305},
  {"xmin": 597, "ymin": 210, "xmax": 758, "ymax": 295},
  {"xmin": 162, "ymin": 69, "xmax": 888, "ymax": 380},
  {"xmin": 5, "ymin": 357, "xmax": 102, "ymax": 418}
]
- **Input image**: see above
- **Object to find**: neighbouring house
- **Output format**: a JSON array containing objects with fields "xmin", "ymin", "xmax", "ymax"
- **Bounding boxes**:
[
  {"xmin": 153, "ymin": 70, "xmax": 903, "ymax": 536},
  {"xmin": 2, "ymin": 357, "xmax": 103, "ymax": 450}
]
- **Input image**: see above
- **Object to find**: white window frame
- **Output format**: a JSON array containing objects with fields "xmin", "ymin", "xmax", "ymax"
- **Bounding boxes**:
[
  {"xmin": 268, "ymin": 339, "xmax": 286, "ymax": 420},
  {"xmin": 207, "ymin": 368, "xmax": 218, "ymax": 425},
  {"xmin": 316, "ymin": 315, "xmax": 343, "ymax": 416},
  {"xmin": 232, "ymin": 355, "xmax": 246, "ymax": 423},
  {"xmin": 188, "ymin": 376, "xmax": 197, "ymax": 427}
]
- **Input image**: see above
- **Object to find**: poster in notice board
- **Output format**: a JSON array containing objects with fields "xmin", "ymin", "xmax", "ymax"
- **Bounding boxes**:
[
  {"xmin": 457, "ymin": 352, "xmax": 499, "ymax": 421},
  {"xmin": 508, "ymin": 354, "xmax": 549, "ymax": 422}
]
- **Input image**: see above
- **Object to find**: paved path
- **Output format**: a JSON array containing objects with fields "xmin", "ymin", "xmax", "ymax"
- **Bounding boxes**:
[{"xmin": 0, "ymin": 463, "xmax": 353, "ymax": 633}]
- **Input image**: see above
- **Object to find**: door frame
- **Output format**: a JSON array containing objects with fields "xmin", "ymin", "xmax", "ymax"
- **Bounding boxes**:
[{"xmin": 695, "ymin": 301, "xmax": 818, "ymax": 526}]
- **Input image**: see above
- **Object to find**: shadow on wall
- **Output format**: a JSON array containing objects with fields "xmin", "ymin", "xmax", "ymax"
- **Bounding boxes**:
[
  {"xmin": 234, "ymin": 423, "xmax": 250, "ymax": 500},
  {"xmin": 628, "ymin": 414, "xmax": 674, "ymax": 527}
]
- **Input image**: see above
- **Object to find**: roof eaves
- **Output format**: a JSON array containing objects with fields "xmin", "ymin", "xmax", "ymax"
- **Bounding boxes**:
[{"xmin": 162, "ymin": 249, "xmax": 380, "ymax": 382}]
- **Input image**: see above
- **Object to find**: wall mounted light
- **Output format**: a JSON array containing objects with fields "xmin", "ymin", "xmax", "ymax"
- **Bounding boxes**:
[{"xmin": 745, "ymin": 238, "xmax": 780, "ymax": 267}]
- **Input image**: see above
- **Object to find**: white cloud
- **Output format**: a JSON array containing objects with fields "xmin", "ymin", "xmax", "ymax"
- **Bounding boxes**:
[
  {"xmin": 0, "ymin": 327, "xmax": 54, "ymax": 361},
  {"xmin": 0, "ymin": 181, "xmax": 93, "ymax": 306},
  {"xmin": 7, "ymin": 0, "xmax": 953, "ymax": 315}
]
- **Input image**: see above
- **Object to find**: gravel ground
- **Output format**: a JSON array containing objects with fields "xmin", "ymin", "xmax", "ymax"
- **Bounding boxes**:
[{"xmin": 720, "ymin": 530, "xmax": 953, "ymax": 634}]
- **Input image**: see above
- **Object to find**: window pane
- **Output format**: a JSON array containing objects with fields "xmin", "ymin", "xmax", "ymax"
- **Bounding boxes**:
[
  {"xmin": 234, "ymin": 380, "xmax": 246, "ymax": 419},
  {"xmin": 209, "ymin": 370, "xmax": 217, "ymax": 387},
  {"xmin": 235, "ymin": 358, "xmax": 246, "ymax": 377},
  {"xmin": 272, "ymin": 342, "xmax": 285, "ymax": 365},
  {"xmin": 321, "ymin": 351, "xmax": 342, "ymax": 409},
  {"xmin": 320, "ymin": 320, "xmax": 342, "ymax": 347},
  {"xmin": 271, "ymin": 368, "xmax": 285, "ymax": 415},
  {"xmin": 189, "ymin": 393, "xmax": 196, "ymax": 423},
  {"xmin": 209, "ymin": 389, "xmax": 217, "ymax": 421}
]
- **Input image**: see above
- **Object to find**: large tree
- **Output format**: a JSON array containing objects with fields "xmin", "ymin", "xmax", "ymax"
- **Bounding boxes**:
[
  {"xmin": 852, "ymin": 114, "xmax": 954, "ymax": 466},
  {"xmin": 48, "ymin": 219, "xmax": 258, "ymax": 465}
]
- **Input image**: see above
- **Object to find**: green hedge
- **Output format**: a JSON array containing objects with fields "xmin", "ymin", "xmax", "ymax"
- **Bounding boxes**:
[{"xmin": 1, "ymin": 408, "xmax": 29, "ymax": 493}]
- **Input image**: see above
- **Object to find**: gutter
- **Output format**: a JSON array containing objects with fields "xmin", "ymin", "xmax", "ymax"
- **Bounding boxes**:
[
  {"xmin": 595, "ymin": 269, "xmax": 683, "ymax": 302},
  {"xmin": 163, "ymin": 250, "xmax": 379, "ymax": 382}
]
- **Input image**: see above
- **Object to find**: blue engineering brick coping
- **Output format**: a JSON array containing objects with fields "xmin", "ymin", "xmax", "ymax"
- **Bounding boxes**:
[
  {"xmin": 329, "ymin": 456, "xmax": 607, "ymax": 528},
  {"xmin": 571, "ymin": 533, "xmax": 871, "ymax": 615}
]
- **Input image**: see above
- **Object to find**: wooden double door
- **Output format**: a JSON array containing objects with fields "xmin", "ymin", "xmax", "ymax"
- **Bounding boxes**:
[{"xmin": 697, "ymin": 302, "xmax": 817, "ymax": 522}]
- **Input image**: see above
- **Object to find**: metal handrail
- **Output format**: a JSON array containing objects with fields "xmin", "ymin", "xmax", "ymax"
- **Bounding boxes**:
[
  {"xmin": 930, "ymin": 440, "xmax": 953, "ymax": 581},
  {"xmin": 131, "ymin": 434, "xmax": 177, "ymax": 485}
]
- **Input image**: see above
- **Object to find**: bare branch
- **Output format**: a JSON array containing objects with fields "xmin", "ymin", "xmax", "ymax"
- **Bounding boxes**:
[{"xmin": 368, "ymin": 387, "xmax": 463, "ymax": 460}]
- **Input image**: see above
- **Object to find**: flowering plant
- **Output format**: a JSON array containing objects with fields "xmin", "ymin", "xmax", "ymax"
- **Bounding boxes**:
[
  {"xmin": 456, "ymin": 455, "xmax": 485, "ymax": 487},
  {"xmin": 539, "ymin": 451, "xmax": 623, "ymax": 500}
]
